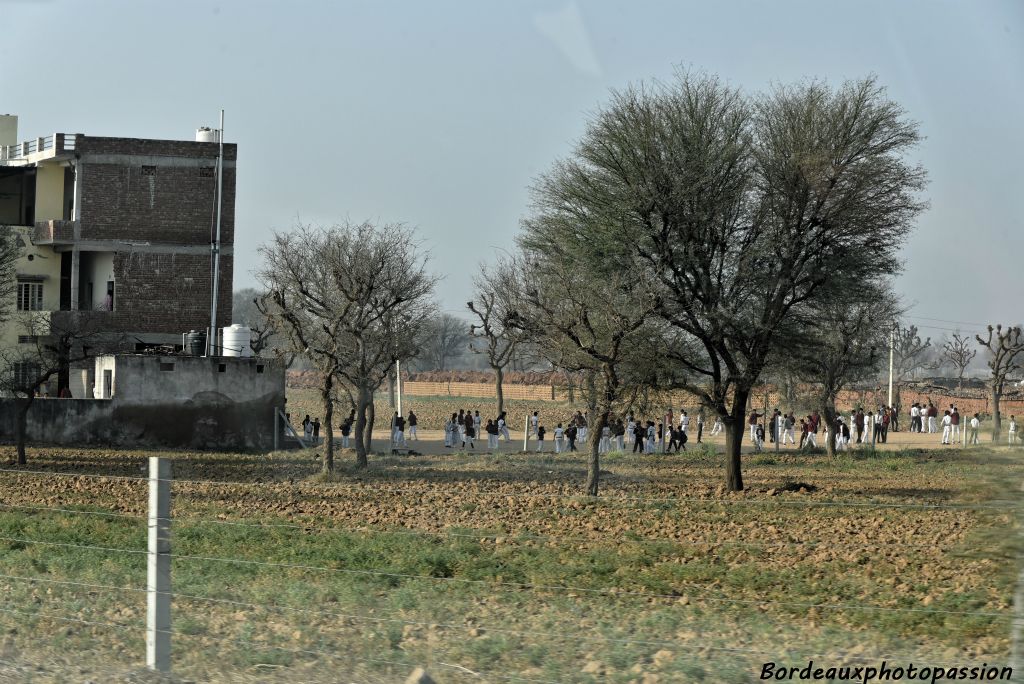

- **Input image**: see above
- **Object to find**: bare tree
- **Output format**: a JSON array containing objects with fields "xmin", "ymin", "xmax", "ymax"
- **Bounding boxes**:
[
  {"xmin": 419, "ymin": 313, "xmax": 467, "ymax": 371},
  {"xmin": 942, "ymin": 333, "xmax": 977, "ymax": 391},
  {"xmin": 975, "ymin": 325, "xmax": 1024, "ymax": 442},
  {"xmin": 889, "ymin": 324, "xmax": 935, "ymax": 417},
  {"xmin": 0, "ymin": 226, "xmax": 20, "ymax": 325},
  {"xmin": 0, "ymin": 313, "xmax": 112, "ymax": 464},
  {"xmin": 258, "ymin": 222, "xmax": 436, "ymax": 470},
  {"xmin": 530, "ymin": 72, "xmax": 926, "ymax": 490},
  {"xmin": 232, "ymin": 287, "xmax": 276, "ymax": 356},
  {"xmin": 468, "ymin": 265, "xmax": 519, "ymax": 417},
  {"xmin": 502, "ymin": 215, "xmax": 664, "ymax": 494},
  {"xmin": 786, "ymin": 281, "xmax": 898, "ymax": 456}
]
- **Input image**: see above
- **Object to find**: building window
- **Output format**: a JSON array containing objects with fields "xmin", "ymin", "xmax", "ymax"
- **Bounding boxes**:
[
  {"xmin": 198, "ymin": 166, "xmax": 215, "ymax": 178},
  {"xmin": 17, "ymin": 281, "xmax": 43, "ymax": 311},
  {"xmin": 256, "ymin": 365, "xmax": 264, "ymax": 374},
  {"xmin": 218, "ymin": 364, "xmax": 226, "ymax": 373},
  {"xmin": 159, "ymin": 362, "xmax": 175, "ymax": 372},
  {"xmin": 17, "ymin": 335, "xmax": 38, "ymax": 344},
  {"xmin": 141, "ymin": 165, "xmax": 157, "ymax": 176},
  {"xmin": 13, "ymin": 362, "xmax": 40, "ymax": 388}
]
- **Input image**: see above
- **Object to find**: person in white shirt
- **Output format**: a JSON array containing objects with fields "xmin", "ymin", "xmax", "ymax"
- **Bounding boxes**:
[
  {"xmin": 498, "ymin": 412, "xmax": 510, "ymax": 441},
  {"xmin": 1009, "ymin": 416, "xmax": 1018, "ymax": 445},
  {"xmin": 969, "ymin": 413, "xmax": 981, "ymax": 445},
  {"xmin": 710, "ymin": 416, "xmax": 723, "ymax": 437},
  {"xmin": 474, "ymin": 411, "xmax": 482, "ymax": 443},
  {"xmin": 553, "ymin": 424, "xmax": 565, "ymax": 453},
  {"xmin": 680, "ymin": 411, "xmax": 690, "ymax": 436},
  {"xmin": 530, "ymin": 411, "xmax": 539, "ymax": 439},
  {"xmin": 910, "ymin": 404, "xmax": 920, "ymax": 433},
  {"xmin": 645, "ymin": 422, "xmax": 656, "ymax": 454},
  {"xmin": 941, "ymin": 410, "xmax": 952, "ymax": 445}
]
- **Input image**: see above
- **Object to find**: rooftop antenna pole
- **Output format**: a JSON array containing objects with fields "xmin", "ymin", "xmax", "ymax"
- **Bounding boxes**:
[{"xmin": 207, "ymin": 109, "xmax": 224, "ymax": 356}]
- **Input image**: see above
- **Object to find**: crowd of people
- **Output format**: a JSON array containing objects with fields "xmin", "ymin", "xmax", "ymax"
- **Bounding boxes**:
[{"xmin": 367, "ymin": 400, "xmax": 1021, "ymax": 454}]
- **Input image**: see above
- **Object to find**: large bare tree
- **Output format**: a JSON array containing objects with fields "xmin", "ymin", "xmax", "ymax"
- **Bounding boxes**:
[
  {"xmin": 258, "ymin": 222, "xmax": 436, "ymax": 470},
  {"xmin": 418, "ymin": 313, "xmax": 468, "ymax": 371},
  {"xmin": 468, "ymin": 265, "xmax": 519, "ymax": 417},
  {"xmin": 527, "ymin": 72, "xmax": 926, "ymax": 490},
  {"xmin": 975, "ymin": 325, "xmax": 1024, "ymax": 442},
  {"xmin": 942, "ymin": 333, "xmax": 977, "ymax": 391}
]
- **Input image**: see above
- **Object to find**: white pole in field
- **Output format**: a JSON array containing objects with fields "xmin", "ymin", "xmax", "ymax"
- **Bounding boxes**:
[
  {"xmin": 395, "ymin": 360, "xmax": 403, "ymax": 418},
  {"xmin": 147, "ymin": 457, "xmax": 171, "ymax": 673},
  {"xmin": 522, "ymin": 414, "xmax": 529, "ymax": 452}
]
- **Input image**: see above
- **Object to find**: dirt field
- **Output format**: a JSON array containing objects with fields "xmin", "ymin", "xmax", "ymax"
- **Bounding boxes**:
[{"xmin": 0, "ymin": 431, "xmax": 1020, "ymax": 682}]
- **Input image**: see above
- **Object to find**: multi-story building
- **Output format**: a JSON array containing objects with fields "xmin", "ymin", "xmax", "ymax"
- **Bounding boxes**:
[{"xmin": 0, "ymin": 114, "xmax": 235, "ymax": 394}]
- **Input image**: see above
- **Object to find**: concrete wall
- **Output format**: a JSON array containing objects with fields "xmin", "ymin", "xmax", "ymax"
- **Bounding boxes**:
[
  {"xmin": 0, "ymin": 355, "xmax": 286, "ymax": 451},
  {"xmin": 33, "ymin": 162, "xmax": 64, "ymax": 222},
  {"xmin": 0, "ymin": 395, "xmax": 280, "ymax": 451},
  {"xmin": 102, "ymin": 354, "xmax": 281, "ymax": 405},
  {"xmin": 0, "ymin": 115, "xmax": 16, "ymax": 147}
]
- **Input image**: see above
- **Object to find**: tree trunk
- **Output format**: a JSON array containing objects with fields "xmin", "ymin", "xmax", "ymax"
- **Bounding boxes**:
[
  {"xmin": 364, "ymin": 399, "xmax": 375, "ymax": 456},
  {"xmin": 321, "ymin": 373, "xmax": 334, "ymax": 473},
  {"xmin": 494, "ymin": 364, "xmax": 505, "ymax": 417},
  {"xmin": 585, "ymin": 408, "xmax": 608, "ymax": 497},
  {"xmin": 724, "ymin": 388, "xmax": 750, "ymax": 492},
  {"xmin": 15, "ymin": 396, "xmax": 33, "ymax": 465},
  {"xmin": 992, "ymin": 384, "xmax": 1002, "ymax": 442},
  {"xmin": 822, "ymin": 400, "xmax": 838, "ymax": 458},
  {"xmin": 354, "ymin": 386, "xmax": 371, "ymax": 468}
]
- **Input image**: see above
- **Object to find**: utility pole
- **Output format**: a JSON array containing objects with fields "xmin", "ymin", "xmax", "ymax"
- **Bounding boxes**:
[{"xmin": 207, "ymin": 109, "xmax": 224, "ymax": 356}]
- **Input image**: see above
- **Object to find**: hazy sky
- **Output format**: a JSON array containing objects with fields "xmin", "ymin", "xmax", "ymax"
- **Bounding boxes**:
[{"xmin": 2, "ymin": 0, "xmax": 1021, "ymax": 342}]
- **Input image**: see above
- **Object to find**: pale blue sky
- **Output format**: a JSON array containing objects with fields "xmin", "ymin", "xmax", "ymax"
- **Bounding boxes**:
[{"xmin": 2, "ymin": 0, "xmax": 1021, "ymax": 339}]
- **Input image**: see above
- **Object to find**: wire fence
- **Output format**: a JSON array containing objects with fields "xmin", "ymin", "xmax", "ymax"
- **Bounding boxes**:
[{"xmin": 0, "ymin": 457, "xmax": 1019, "ymax": 682}]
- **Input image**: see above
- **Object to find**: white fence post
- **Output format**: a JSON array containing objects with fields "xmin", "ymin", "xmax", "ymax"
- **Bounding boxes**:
[
  {"xmin": 522, "ymin": 415, "xmax": 529, "ymax": 452},
  {"xmin": 147, "ymin": 457, "xmax": 172, "ymax": 673}
]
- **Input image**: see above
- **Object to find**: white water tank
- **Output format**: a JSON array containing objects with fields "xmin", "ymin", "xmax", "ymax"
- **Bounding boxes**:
[
  {"xmin": 221, "ymin": 324, "xmax": 253, "ymax": 357},
  {"xmin": 195, "ymin": 126, "xmax": 219, "ymax": 143}
]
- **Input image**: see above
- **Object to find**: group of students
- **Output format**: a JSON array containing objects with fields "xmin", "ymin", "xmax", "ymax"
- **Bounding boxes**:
[{"xmin": 439, "ymin": 409, "xmax": 512, "ymax": 449}]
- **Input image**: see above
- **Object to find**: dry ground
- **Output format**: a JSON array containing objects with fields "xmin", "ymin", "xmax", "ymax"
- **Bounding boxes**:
[{"xmin": 0, "ymin": 409, "xmax": 1020, "ymax": 682}]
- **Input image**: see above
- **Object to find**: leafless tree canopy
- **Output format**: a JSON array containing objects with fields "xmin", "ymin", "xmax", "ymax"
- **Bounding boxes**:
[
  {"xmin": 467, "ymin": 262, "xmax": 520, "ymax": 416},
  {"xmin": 418, "ymin": 313, "xmax": 468, "ymax": 371},
  {"xmin": 941, "ymin": 333, "xmax": 977, "ymax": 388},
  {"xmin": 0, "ymin": 226, "xmax": 22, "ymax": 326},
  {"xmin": 258, "ymin": 221, "xmax": 437, "ymax": 469},
  {"xmin": 975, "ymin": 324, "xmax": 1024, "ymax": 440}
]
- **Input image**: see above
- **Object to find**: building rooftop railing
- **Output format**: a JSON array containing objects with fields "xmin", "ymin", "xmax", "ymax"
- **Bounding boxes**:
[{"xmin": 0, "ymin": 133, "xmax": 78, "ymax": 163}]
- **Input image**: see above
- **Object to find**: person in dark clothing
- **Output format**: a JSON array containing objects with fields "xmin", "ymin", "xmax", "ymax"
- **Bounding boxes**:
[
  {"xmin": 667, "ymin": 426, "xmax": 682, "ymax": 452},
  {"xmin": 632, "ymin": 421, "xmax": 645, "ymax": 453},
  {"xmin": 312, "ymin": 418, "xmax": 321, "ymax": 445},
  {"xmin": 407, "ymin": 410, "xmax": 418, "ymax": 441},
  {"xmin": 566, "ymin": 424, "xmax": 578, "ymax": 452}
]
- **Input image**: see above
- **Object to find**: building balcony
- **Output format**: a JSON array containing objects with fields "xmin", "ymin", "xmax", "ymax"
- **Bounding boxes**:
[
  {"xmin": 0, "ymin": 133, "xmax": 78, "ymax": 165},
  {"xmin": 34, "ymin": 220, "xmax": 76, "ymax": 245}
]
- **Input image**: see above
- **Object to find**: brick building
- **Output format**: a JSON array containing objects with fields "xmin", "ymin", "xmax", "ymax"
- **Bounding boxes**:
[{"xmin": 0, "ymin": 114, "xmax": 235, "ymax": 393}]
